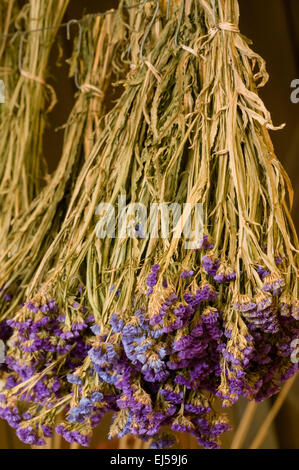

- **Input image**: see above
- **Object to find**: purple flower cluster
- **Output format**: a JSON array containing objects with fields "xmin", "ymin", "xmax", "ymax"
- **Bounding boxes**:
[
  {"xmin": 196, "ymin": 235, "xmax": 214, "ymax": 251},
  {"xmin": 0, "ymin": 399, "xmax": 54, "ymax": 445},
  {"xmin": 146, "ymin": 264, "xmax": 160, "ymax": 287},
  {"xmin": 180, "ymin": 270, "xmax": 194, "ymax": 279},
  {"xmin": 83, "ymin": 245, "xmax": 298, "ymax": 443},
  {"xmin": 263, "ymin": 274, "xmax": 285, "ymax": 297},
  {"xmin": 83, "ymin": 278, "xmax": 230, "ymax": 448},
  {"xmin": 55, "ymin": 424, "xmax": 90, "ymax": 447},
  {"xmin": 146, "ymin": 264, "xmax": 160, "ymax": 295},
  {"xmin": 0, "ymin": 236, "xmax": 298, "ymax": 449},
  {"xmin": 202, "ymin": 256, "xmax": 236, "ymax": 284},
  {"xmin": 16, "ymin": 428, "xmax": 42, "ymax": 445},
  {"xmin": 67, "ymin": 393, "xmax": 103, "ymax": 423},
  {"xmin": 202, "ymin": 255, "xmax": 220, "ymax": 278},
  {"xmin": 5, "ymin": 298, "xmax": 91, "ymax": 360},
  {"xmin": 0, "ymin": 293, "xmax": 98, "ymax": 446},
  {"xmin": 150, "ymin": 432, "xmax": 176, "ymax": 449}
]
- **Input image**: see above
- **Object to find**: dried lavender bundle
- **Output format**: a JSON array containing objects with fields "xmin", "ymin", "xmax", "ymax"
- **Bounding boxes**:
[
  {"xmin": 104, "ymin": 0, "xmax": 298, "ymax": 419},
  {"xmin": 1, "ymin": 0, "xmax": 298, "ymax": 449},
  {"xmin": 100, "ymin": 0, "xmax": 298, "ymax": 434},
  {"xmin": 0, "ymin": 2, "xmax": 210, "ymax": 448},
  {"xmin": 0, "ymin": 0, "xmax": 232, "ymax": 446},
  {"xmin": 83, "ymin": 0, "xmax": 297, "ymax": 442},
  {"xmin": 0, "ymin": 10, "xmax": 128, "ymax": 318},
  {"xmin": 0, "ymin": 1, "xmax": 160, "ymax": 447},
  {"xmin": 146, "ymin": 0, "xmax": 299, "ymax": 405},
  {"xmin": 0, "ymin": 0, "xmax": 69, "ymax": 251}
]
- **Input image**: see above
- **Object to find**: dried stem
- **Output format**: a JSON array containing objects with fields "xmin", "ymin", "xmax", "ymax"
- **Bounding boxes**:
[
  {"xmin": 250, "ymin": 376, "xmax": 296, "ymax": 449},
  {"xmin": 230, "ymin": 401, "xmax": 258, "ymax": 449}
]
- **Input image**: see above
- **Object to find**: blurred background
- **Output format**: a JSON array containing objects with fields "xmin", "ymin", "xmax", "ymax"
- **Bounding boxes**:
[{"xmin": 0, "ymin": 0, "xmax": 298, "ymax": 449}]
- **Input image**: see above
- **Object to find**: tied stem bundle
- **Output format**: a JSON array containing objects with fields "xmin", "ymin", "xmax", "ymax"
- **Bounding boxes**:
[
  {"xmin": 0, "ymin": 0, "xmax": 298, "ymax": 449},
  {"xmin": 0, "ymin": 0, "xmax": 156, "ymax": 447},
  {"xmin": 0, "ymin": 1, "xmax": 69, "ymax": 252},
  {"xmin": 0, "ymin": 8, "xmax": 128, "ymax": 318},
  {"xmin": 0, "ymin": 2, "xmax": 228, "ymax": 448}
]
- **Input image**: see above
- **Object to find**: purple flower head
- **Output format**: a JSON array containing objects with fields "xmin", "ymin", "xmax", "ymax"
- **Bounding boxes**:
[
  {"xmin": 201, "ymin": 307, "xmax": 219, "ymax": 324},
  {"xmin": 134, "ymin": 223, "xmax": 146, "ymax": 239},
  {"xmin": 173, "ymin": 334, "xmax": 194, "ymax": 351},
  {"xmin": 115, "ymin": 289, "xmax": 121, "ymax": 298},
  {"xmin": 197, "ymin": 235, "xmax": 214, "ymax": 250},
  {"xmin": 255, "ymin": 292, "xmax": 272, "ymax": 311},
  {"xmin": 180, "ymin": 270, "xmax": 194, "ymax": 279},
  {"xmin": 109, "ymin": 313, "xmax": 124, "ymax": 333},
  {"xmin": 262, "ymin": 274, "xmax": 285, "ymax": 296},
  {"xmin": 256, "ymin": 265, "xmax": 270, "ymax": 280},
  {"xmin": 67, "ymin": 374, "xmax": 82, "ymax": 385},
  {"xmin": 275, "ymin": 256, "xmax": 283, "ymax": 265},
  {"xmin": 202, "ymin": 255, "xmax": 220, "ymax": 278},
  {"xmin": 190, "ymin": 323, "xmax": 204, "ymax": 337},
  {"xmin": 90, "ymin": 324, "xmax": 101, "ymax": 335},
  {"xmin": 280, "ymin": 300, "xmax": 291, "ymax": 317},
  {"xmin": 146, "ymin": 264, "xmax": 160, "ymax": 287},
  {"xmin": 41, "ymin": 425, "xmax": 53, "ymax": 438},
  {"xmin": 25, "ymin": 302, "xmax": 39, "ymax": 314},
  {"xmin": 91, "ymin": 392, "xmax": 104, "ymax": 403},
  {"xmin": 160, "ymin": 388, "xmax": 184, "ymax": 404},
  {"xmin": 109, "ymin": 285, "xmax": 121, "ymax": 298},
  {"xmin": 193, "ymin": 282, "xmax": 218, "ymax": 304},
  {"xmin": 171, "ymin": 417, "xmax": 194, "ymax": 433},
  {"xmin": 16, "ymin": 425, "xmax": 45, "ymax": 446},
  {"xmin": 234, "ymin": 295, "xmax": 256, "ymax": 312},
  {"xmin": 0, "ymin": 406, "xmax": 21, "ymax": 428},
  {"xmin": 40, "ymin": 304, "xmax": 50, "ymax": 313},
  {"xmin": 214, "ymin": 264, "xmax": 236, "ymax": 284},
  {"xmin": 67, "ymin": 399, "xmax": 92, "ymax": 423},
  {"xmin": 3, "ymin": 294, "xmax": 12, "ymax": 302}
]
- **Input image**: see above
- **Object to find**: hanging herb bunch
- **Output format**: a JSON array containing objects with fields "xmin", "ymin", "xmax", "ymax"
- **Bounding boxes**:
[
  {"xmin": 0, "ymin": 0, "xmax": 69, "ymax": 251},
  {"xmin": 0, "ymin": 0, "xmax": 298, "ymax": 449},
  {"xmin": 0, "ymin": 0, "xmax": 158, "ymax": 447},
  {"xmin": 0, "ymin": 6, "xmax": 128, "ymax": 319}
]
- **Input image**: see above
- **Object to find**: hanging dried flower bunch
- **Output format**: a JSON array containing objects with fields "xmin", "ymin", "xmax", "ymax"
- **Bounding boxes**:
[
  {"xmin": 0, "ymin": 0, "xmax": 69, "ymax": 250},
  {"xmin": 0, "ymin": 0, "xmax": 298, "ymax": 449},
  {"xmin": 0, "ymin": 8, "xmax": 128, "ymax": 317}
]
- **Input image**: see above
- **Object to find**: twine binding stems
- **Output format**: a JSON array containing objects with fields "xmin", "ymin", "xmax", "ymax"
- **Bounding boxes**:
[
  {"xmin": 209, "ymin": 22, "xmax": 240, "ymax": 36},
  {"xmin": 18, "ymin": 33, "xmax": 57, "ymax": 113}
]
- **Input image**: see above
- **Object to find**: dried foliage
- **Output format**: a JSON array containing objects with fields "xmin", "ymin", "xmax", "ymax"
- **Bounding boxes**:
[
  {"xmin": 0, "ymin": 0, "xmax": 298, "ymax": 450},
  {"xmin": 0, "ymin": 0, "xmax": 69, "ymax": 250}
]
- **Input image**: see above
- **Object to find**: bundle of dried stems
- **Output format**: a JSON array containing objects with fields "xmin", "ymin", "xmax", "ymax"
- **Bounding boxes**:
[{"xmin": 0, "ymin": 0, "xmax": 297, "ymax": 450}]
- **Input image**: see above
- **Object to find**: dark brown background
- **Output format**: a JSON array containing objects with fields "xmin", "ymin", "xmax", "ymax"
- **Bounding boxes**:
[{"xmin": 1, "ymin": 0, "xmax": 298, "ymax": 449}]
